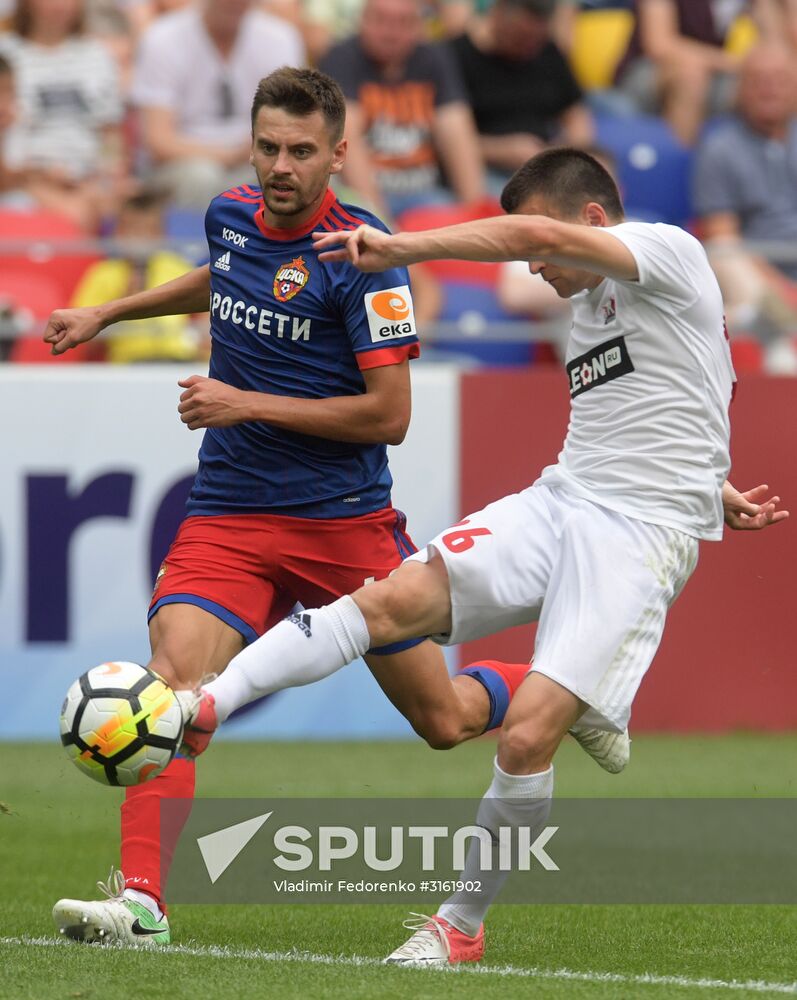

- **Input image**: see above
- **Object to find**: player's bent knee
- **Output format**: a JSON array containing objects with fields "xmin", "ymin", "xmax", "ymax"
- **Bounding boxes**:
[
  {"xmin": 357, "ymin": 573, "xmax": 433, "ymax": 643},
  {"xmin": 379, "ymin": 576, "xmax": 422, "ymax": 632},
  {"xmin": 498, "ymin": 719, "xmax": 559, "ymax": 772},
  {"xmin": 413, "ymin": 714, "xmax": 462, "ymax": 751},
  {"xmin": 359, "ymin": 556, "xmax": 451, "ymax": 643}
]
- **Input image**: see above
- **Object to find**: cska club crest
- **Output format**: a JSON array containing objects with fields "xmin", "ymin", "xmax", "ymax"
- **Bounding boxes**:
[{"xmin": 273, "ymin": 255, "xmax": 310, "ymax": 302}]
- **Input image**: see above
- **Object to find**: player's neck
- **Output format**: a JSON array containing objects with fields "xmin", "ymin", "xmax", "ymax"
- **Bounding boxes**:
[
  {"xmin": 263, "ymin": 196, "xmax": 326, "ymax": 231},
  {"xmin": 582, "ymin": 274, "xmax": 605, "ymax": 295},
  {"xmin": 257, "ymin": 188, "xmax": 336, "ymax": 239}
]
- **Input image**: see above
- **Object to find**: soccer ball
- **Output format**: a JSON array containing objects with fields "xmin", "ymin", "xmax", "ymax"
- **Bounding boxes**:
[{"xmin": 60, "ymin": 662, "xmax": 184, "ymax": 787}]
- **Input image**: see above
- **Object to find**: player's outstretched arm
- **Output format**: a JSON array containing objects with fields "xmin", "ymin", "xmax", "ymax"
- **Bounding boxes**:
[
  {"xmin": 722, "ymin": 481, "xmax": 789, "ymax": 530},
  {"xmin": 313, "ymin": 216, "xmax": 637, "ymax": 281},
  {"xmin": 312, "ymin": 224, "xmax": 401, "ymax": 272},
  {"xmin": 44, "ymin": 265, "xmax": 211, "ymax": 355}
]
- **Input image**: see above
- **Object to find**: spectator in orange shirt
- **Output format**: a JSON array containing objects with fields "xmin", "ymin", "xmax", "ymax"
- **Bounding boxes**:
[{"xmin": 319, "ymin": 0, "xmax": 485, "ymax": 218}]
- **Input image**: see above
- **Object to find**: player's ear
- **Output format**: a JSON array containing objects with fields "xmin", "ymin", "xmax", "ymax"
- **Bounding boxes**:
[
  {"xmin": 584, "ymin": 202, "xmax": 608, "ymax": 227},
  {"xmin": 330, "ymin": 137, "xmax": 347, "ymax": 176}
]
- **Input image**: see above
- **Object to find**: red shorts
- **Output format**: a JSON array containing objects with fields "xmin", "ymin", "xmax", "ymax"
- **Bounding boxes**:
[{"xmin": 148, "ymin": 507, "xmax": 418, "ymax": 651}]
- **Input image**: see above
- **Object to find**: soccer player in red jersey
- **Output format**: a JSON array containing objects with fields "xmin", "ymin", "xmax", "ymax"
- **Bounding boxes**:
[{"xmin": 45, "ymin": 67, "xmax": 535, "ymax": 947}]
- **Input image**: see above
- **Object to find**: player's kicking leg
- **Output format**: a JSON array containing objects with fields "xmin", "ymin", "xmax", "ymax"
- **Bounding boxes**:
[
  {"xmin": 177, "ymin": 644, "xmax": 530, "ymax": 757},
  {"xmin": 180, "ymin": 659, "xmax": 629, "ymax": 770},
  {"xmin": 178, "ymin": 552, "xmax": 536, "ymax": 757},
  {"xmin": 53, "ymin": 603, "xmax": 244, "ymax": 946},
  {"xmin": 180, "ymin": 554, "xmax": 457, "ymax": 734},
  {"xmin": 178, "ymin": 591, "xmax": 626, "ymax": 769}
]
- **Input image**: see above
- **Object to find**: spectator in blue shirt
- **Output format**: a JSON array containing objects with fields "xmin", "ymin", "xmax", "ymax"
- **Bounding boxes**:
[{"xmin": 693, "ymin": 42, "xmax": 797, "ymax": 374}]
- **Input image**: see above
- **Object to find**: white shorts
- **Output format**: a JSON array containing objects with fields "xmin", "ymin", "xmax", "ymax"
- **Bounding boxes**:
[{"xmin": 406, "ymin": 484, "xmax": 698, "ymax": 732}]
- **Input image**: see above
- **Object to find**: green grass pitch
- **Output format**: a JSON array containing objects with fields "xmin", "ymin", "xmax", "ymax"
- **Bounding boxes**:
[{"xmin": 2, "ymin": 735, "xmax": 797, "ymax": 999}]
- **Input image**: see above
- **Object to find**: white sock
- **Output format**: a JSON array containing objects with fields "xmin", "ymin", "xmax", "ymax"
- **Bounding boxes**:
[
  {"xmin": 437, "ymin": 758, "xmax": 554, "ymax": 938},
  {"xmin": 206, "ymin": 596, "xmax": 371, "ymax": 722},
  {"xmin": 123, "ymin": 888, "xmax": 163, "ymax": 921}
]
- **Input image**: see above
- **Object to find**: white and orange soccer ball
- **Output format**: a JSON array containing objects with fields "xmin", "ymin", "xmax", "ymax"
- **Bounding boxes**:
[{"xmin": 59, "ymin": 662, "xmax": 183, "ymax": 786}]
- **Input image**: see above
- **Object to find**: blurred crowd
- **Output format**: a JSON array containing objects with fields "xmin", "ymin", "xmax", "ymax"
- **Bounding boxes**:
[{"xmin": 1, "ymin": 0, "xmax": 797, "ymax": 372}]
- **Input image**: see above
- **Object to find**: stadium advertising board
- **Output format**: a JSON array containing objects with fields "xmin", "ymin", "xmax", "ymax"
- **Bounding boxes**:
[{"xmin": 0, "ymin": 366, "xmax": 459, "ymax": 739}]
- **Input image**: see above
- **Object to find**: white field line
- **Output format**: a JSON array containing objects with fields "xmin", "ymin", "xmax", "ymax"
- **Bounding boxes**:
[{"xmin": 2, "ymin": 936, "xmax": 796, "ymax": 996}]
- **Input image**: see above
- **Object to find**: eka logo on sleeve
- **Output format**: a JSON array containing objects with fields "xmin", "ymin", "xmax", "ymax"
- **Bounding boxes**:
[
  {"xmin": 567, "ymin": 335, "xmax": 634, "ymax": 398},
  {"xmin": 364, "ymin": 285, "xmax": 417, "ymax": 342},
  {"xmin": 274, "ymin": 256, "xmax": 310, "ymax": 302}
]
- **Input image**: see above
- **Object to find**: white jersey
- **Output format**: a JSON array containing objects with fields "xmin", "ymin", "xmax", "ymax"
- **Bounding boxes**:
[{"xmin": 537, "ymin": 222, "xmax": 735, "ymax": 541}]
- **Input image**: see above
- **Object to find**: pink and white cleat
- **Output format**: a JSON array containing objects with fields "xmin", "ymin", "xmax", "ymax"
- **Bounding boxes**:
[
  {"xmin": 384, "ymin": 913, "xmax": 484, "ymax": 965},
  {"xmin": 174, "ymin": 687, "xmax": 218, "ymax": 758}
]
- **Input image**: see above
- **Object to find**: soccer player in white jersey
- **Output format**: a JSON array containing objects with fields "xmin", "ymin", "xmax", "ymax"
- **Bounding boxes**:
[{"xmin": 181, "ymin": 147, "xmax": 787, "ymax": 963}]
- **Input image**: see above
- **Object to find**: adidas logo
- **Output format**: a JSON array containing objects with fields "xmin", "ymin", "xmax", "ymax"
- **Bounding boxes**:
[
  {"xmin": 214, "ymin": 250, "xmax": 231, "ymax": 272},
  {"xmin": 287, "ymin": 612, "xmax": 312, "ymax": 638}
]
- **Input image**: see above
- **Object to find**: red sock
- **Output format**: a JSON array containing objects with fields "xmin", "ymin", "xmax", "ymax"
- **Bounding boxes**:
[
  {"xmin": 120, "ymin": 755, "xmax": 195, "ymax": 908},
  {"xmin": 459, "ymin": 660, "xmax": 530, "ymax": 731}
]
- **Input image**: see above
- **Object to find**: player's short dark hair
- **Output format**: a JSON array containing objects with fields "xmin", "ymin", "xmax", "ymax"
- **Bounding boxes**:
[
  {"xmin": 501, "ymin": 147, "xmax": 625, "ymax": 220},
  {"xmin": 251, "ymin": 67, "xmax": 346, "ymax": 143}
]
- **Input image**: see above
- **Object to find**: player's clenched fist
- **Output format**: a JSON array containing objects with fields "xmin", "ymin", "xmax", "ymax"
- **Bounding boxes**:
[
  {"xmin": 43, "ymin": 307, "xmax": 106, "ymax": 355},
  {"xmin": 313, "ymin": 224, "xmax": 398, "ymax": 272},
  {"xmin": 177, "ymin": 375, "xmax": 253, "ymax": 430}
]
